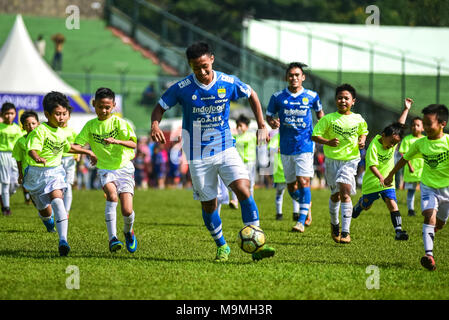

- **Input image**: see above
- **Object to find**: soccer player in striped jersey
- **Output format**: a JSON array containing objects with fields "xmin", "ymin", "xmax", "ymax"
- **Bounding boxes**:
[
  {"xmin": 150, "ymin": 42, "xmax": 275, "ymax": 262},
  {"xmin": 267, "ymin": 62, "xmax": 324, "ymax": 233}
]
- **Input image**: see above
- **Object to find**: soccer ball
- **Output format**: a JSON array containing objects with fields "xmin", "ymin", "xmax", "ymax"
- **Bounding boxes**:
[{"xmin": 237, "ymin": 225, "xmax": 266, "ymax": 254}]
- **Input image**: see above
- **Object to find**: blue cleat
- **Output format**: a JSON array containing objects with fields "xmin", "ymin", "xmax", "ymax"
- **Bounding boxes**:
[
  {"xmin": 109, "ymin": 237, "xmax": 123, "ymax": 253},
  {"xmin": 58, "ymin": 240, "xmax": 70, "ymax": 257},
  {"xmin": 124, "ymin": 231, "xmax": 137, "ymax": 253},
  {"xmin": 43, "ymin": 217, "xmax": 56, "ymax": 233}
]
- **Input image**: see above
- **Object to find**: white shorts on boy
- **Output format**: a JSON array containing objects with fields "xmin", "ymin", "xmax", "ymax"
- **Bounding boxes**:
[
  {"xmin": 281, "ymin": 152, "xmax": 314, "ymax": 184},
  {"xmin": 62, "ymin": 156, "xmax": 76, "ymax": 185},
  {"xmin": 23, "ymin": 165, "xmax": 67, "ymax": 210},
  {"xmin": 0, "ymin": 151, "xmax": 18, "ymax": 185},
  {"xmin": 421, "ymin": 183, "xmax": 449, "ymax": 223},
  {"xmin": 98, "ymin": 161, "xmax": 135, "ymax": 195},
  {"xmin": 191, "ymin": 147, "xmax": 249, "ymax": 202},
  {"xmin": 325, "ymin": 158, "xmax": 360, "ymax": 195}
]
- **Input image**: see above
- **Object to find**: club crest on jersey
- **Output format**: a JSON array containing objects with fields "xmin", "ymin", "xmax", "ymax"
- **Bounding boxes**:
[
  {"xmin": 217, "ymin": 88, "xmax": 226, "ymax": 99},
  {"xmin": 192, "ymin": 95, "xmax": 197, "ymax": 101},
  {"xmin": 302, "ymin": 97, "xmax": 309, "ymax": 105}
]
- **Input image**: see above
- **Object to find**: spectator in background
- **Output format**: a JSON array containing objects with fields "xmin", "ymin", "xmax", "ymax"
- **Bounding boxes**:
[
  {"xmin": 76, "ymin": 155, "xmax": 89, "ymax": 190},
  {"xmin": 133, "ymin": 150, "xmax": 146, "ymax": 189},
  {"xmin": 51, "ymin": 33, "xmax": 65, "ymax": 72},
  {"xmin": 168, "ymin": 142, "xmax": 183, "ymax": 188},
  {"xmin": 152, "ymin": 144, "xmax": 167, "ymax": 189},
  {"xmin": 137, "ymin": 136, "xmax": 151, "ymax": 188},
  {"xmin": 35, "ymin": 34, "xmax": 46, "ymax": 57},
  {"xmin": 141, "ymin": 82, "xmax": 156, "ymax": 106},
  {"xmin": 314, "ymin": 144, "xmax": 326, "ymax": 189}
]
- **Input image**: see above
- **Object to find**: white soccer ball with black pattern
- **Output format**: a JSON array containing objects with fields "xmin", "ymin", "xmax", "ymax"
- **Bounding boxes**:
[{"xmin": 237, "ymin": 225, "xmax": 266, "ymax": 253}]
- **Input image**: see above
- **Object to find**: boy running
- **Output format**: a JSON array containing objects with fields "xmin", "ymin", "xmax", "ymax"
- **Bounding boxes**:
[
  {"xmin": 312, "ymin": 84, "xmax": 368, "ymax": 244},
  {"xmin": 0, "ymin": 102, "xmax": 23, "ymax": 215},
  {"xmin": 352, "ymin": 99, "xmax": 414, "ymax": 240},
  {"xmin": 385, "ymin": 104, "xmax": 449, "ymax": 271},
  {"xmin": 398, "ymin": 116, "xmax": 425, "ymax": 216},
  {"xmin": 72, "ymin": 88, "xmax": 138, "ymax": 254},
  {"xmin": 24, "ymin": 92, "xmax": 96, "ymax": 256}
]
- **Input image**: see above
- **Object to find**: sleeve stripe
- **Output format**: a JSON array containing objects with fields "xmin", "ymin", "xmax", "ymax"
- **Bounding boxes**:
[{"xmin": 159, "ymin": 98, "xmax": 170, "ymax": 110}]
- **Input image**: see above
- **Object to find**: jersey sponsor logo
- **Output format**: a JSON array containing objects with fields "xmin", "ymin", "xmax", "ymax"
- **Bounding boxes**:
[
  {"xmin": 43, "ymin": 138, "xmax": 65, "ymax": 155},
  {"xmin": 217, "ymin": 88, "xmax": 226, "ymax": 99},
  {"xmin": 92, "ymin": 128, "xmax": 119, "ymax": 145},
  {"xmin": 423, "ymin": 151, "xmax": 449, "ymax": 169},
  {"xmin": 284, "ymin": 108, "xmax": 308, "ymax": 116},
  {"xmin": 192, "ymin": 104, "xmax": 225, "ymax": 114},
  {"xmin": 178, "ymin": 78, "xmax": 191, "ymax": 89}
]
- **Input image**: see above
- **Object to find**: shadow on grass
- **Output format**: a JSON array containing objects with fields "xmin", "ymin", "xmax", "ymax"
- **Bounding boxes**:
[{"xmin": 1, "ymin": 229, "xmax": 36, "ymax": 234}]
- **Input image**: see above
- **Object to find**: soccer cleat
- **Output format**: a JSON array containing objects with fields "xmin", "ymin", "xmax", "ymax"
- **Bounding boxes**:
[
  {"xmin": 340, "ymin": 232, "xmax": 351, "ymax": 244},
  {"xmin": 229, "ymin": 200, "xmax": 239, "ymax": 210},
  {"xmin": 408, "ymin": 209, "xmax": 416, "ymax": 217},
  {"xmin": 292, "ymin": 212, "xmax": 299, "ymax": 221},
  {"xmin": 58, "ymin": 240, "xmax": 70, "ymax": 256},
  {"xmin": 331, "ymin": 223, "xmax": 340, "ymax": 243},
  {"xmin": 292, "ymin": 222, "xmax": 305, "ymax": 233},
  {"xmin": 109, "ymin": 237, "xmax": 123, "ymax": 253},
  {"xmin": 275, "ymin": 213, "xmax": 283, "ymax": 221},
  {"xmin": 420, "ymin": 255, "xmax": 436, "ymax": 271},
  {"xmin": 395, "ymin": 230, "xmax": 409, "ymax": 241},
  {"xmin": 305, "ymin": 211, "xmax": 312, "ymax": 227},
  {"xmin": 42, "ymin": 217, "xmax": 56, "ymax": 233},
  {"xmin": 252, "ymin": 245, "xmax": 275, "ymax": 261},
  {"xmin": 124, "ymin": 230, "xmax": 138, "ymax": 253},
  {"xmin": 214, "ymin": 244, "xmax": 231, "ymax": 262}
]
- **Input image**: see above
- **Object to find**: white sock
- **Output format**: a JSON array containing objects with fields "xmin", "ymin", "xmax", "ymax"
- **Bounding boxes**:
[
  {"xmin": 64, "ymin": 184, "xmax": 73, "ymax": 213},
  {"xmin": 275, "ymin": 188, "xmax": 284, "ymax": 214},
  {"xmin": 123, "ymin": 211, "xmax": 135, "ymax": 234},
  {"xmin": 341, "ymin": 202, "xmax": 353, "ymax": 233},
  {"xmin": 293, "ymin": 200, "xmax": 300, "ymax": 215},
  {"xmin": 2, "ymin": 183, "xmax": 10, "ymax": 208},
  {"xmin": 105, "ymin": 201, "xmax": 118, "ymax": 241},
  {"xmin": 329, "ymin": 199, "xmax": 340, "ymax": 225},
  {"xmin": 422, "ymin": 224, "xmax": 435, "ymax": 256},
  {"xmin": 407, "ymin": 190, "xmax": 415, "ymax": 211},
  {"xmin": 51, "ymin": 198, "xmax": 68, "ymax": 241}
]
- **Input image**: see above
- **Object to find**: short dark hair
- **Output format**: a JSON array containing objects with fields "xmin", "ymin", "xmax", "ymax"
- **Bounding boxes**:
[
  {"xmin": 422, "ymin": 104, "xmax": 448, "ymax": 124},
  {"xmin": 410, "ymin": 116, "xmax": 422, "ymax": 125},
  {"xmin": 286, "ymin": 62, "xmax": 307, "ymax": 76},
  {"xmin": 95, "ymin": 87, "xmax": 115, "ymax": 101},
  {"xmin": 335, "ymin": 83, "xmax": 357, "ymax": 99},
  {"xmin": 42, "ymin": 91, "xmax": 72, "ymax": 114},
  {"xmin": 20, "ymin": 110, "xmax": 39, "ymax": 125},
  {"xmin": 186, "ymin": 42, "xmax": 212, "ymax": 61},
  {"xmin": 382, "ymin": 122, "xmax": 406, "ymax": 139},
  {"xmin": 1, "ymin": 102, "xmax": 16, "ymax": 114},
  {"xmin": 236, "ymin": 114, "xmax": 250, "ymax": 126}
]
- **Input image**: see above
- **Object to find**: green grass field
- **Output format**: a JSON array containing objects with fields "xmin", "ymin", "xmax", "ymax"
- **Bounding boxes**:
[{"xmin": 1, "ymin": 187, "xmax": 448, "ymax": 300}]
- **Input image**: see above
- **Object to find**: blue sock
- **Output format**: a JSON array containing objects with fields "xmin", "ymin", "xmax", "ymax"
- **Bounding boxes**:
[
  {"xmin": 288, "ymin": 188, "xmax": 302, "ymax": 203},
  {"xmin": 202, "ymin": 209, "xmax": 226, "ymax": 247},
  {"xmin": 298, "ymin": 187, "xmax": 311, "ymax": 224},
  {"xmin": 354, "ymin": 198, "xmax": 363, "ymax": 215},
  {"xmin": 240, "ymin": 196, "xmax": 260, "ymax": 226}
]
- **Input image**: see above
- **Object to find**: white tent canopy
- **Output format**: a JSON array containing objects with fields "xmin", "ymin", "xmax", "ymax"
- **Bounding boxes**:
[{"xmin": 0, "ymin": 14, "xmax": 79, "ymax": 94}]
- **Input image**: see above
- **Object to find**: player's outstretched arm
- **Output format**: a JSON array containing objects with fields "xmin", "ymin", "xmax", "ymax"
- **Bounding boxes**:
[
  {"xmin": 312, "ymin": 135, "xmax": 339, "ymax": 147},
  {"xmin": 150, "ymin": 104, "xmax": 167, "ymax": 144},
  {"xmin": 103, "ymin": 137, "xmax": 136, "ymax": 149},
  {"xmin": 397, "ymin": 98, "xmax": 414, "ymax": 125},
  {"xmin": 248, "ymin": 89, "xmax": 269, "ymax": 143},
  {"xmin": 384, "ymin": 157, "xmax": 407, "ymax": 186},
  {"xmin": 369, "ymin": 165, "xmax": 386, "ymax": 187},
  {"xmin": 28, "ymin": 149, "xmax": 46, "ymax": 166},
  {"xmin": 358, "ymin": 135, "xmax": 367, "ymax": 149},
  {"xmin": 69, "ymin": 144, "xmax": 97, "ymax": 166}
]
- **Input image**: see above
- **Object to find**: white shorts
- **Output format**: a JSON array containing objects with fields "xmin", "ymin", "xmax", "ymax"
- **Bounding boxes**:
[
  {"xmin": 281, "ymin": 152, "xmax": 314, "ymax": 183},
  {"xmin": 98, "ymin": 161, "xmax": 135, "ymax": 195},
  {"xmin": 62, "ymin": 156, "xmax": 76, "ymax": 185},
  {"xmin": 325, "ymin": 158, "xmax": 360, "ymax": 195},
  {"xmin": 0, "ymin": 151, "xmax": 18, "ymax": 185},
  {"xmin": 421, "ymin": 184, "xmax": 449, "ymax": 222},
  {"xmin": 245, "ymin": 162, "xmax": 257, "ymax": 188},
  {"xmin": 404, "ymin": 182, "xmax": 419, "ymax": 190},
  {"xmin": 23, "ymin": 165, "xmax": 67, "ymax": 210},
  {"xmin": 217, "ymin": 176, "xmax": 230, "ymax": 205},
  {"xmin": 191, "ymin": 147, "xmax": 249, "ymax": 202}
]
